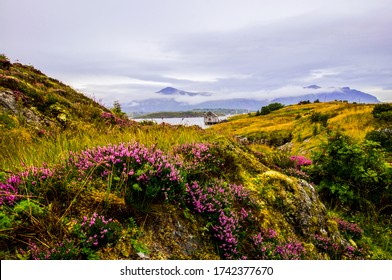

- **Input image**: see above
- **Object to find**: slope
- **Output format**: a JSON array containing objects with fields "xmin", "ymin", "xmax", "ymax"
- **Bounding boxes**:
[
  {"xmin": 0, "ymin": 57, "xmax": 390, "ymax": 260},
  {"xmin": 211, "ymin": 101, "xmax": 377, "ymax": 156},
  {"xmin": 0, "ymin": 54, "xmax": 109, "ymax": 133}
]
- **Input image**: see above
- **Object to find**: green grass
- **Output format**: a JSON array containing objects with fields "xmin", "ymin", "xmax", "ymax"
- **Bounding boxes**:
[
  {"xmin": 1, "ymin": 57, "xmax": 391, "ymax": 260},
  {"xmin": 0, "ymin": 123, "xmax": 208, "ymax": 172}
]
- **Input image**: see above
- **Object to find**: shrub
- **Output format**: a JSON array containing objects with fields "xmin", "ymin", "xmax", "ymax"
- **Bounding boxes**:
[
  {"xmin": 25, "ymin": 213, "xmax": 122, "ymax": 260},
  {"xmin": 101, "ymin": 111, "xmax": 134, "ymax": 127},
  {"xmin": 68, "ymin": 142, "xmax": 183, "ymax": 209},
  {"xmin": 0, "ymin": 174, "xmax": 22, "ymax": 206},
  {"xmin": 312, "ymin": 234, "xmax": 365, "ymax": 260},
  {"xmin": 366, "ymin": 129, "xmax": 392, "ymax": 152},
  {"xmin": 174, "ymin": 142, "xmax": 240, "ymax": 183},
  {"xmin": 310, "ymin": 112, "xmax": 329, "ymax": 127},
  {"xmin": 256, "ymin": 103, "xmax": 284, "ymax": 116},
  {"xmin": 307, "ymin": 131, "xmax": 392, "ymax": 210},
  {"xmin": 73, "ymin": 213, "xmax": 122, "ymax": 250},
  {"xmin": 335, "ymin": 218, "xmax": 363, "ymax": 240},
  {"xmin": 185, "ymin": 181, "xmax": 253, "ymax": 259},
  {"xmin": 251, "ymin": 229, "xmax": 307, "ymax": 260},
  {"xmin": 28, "ymin": 239, "xmax": 80, "ymax": 260},
  {"xmin": 290, "ymin": 156, "xmax": 312, "ymax": 170},
  {"xmin": 372, "ymin": 103, "xmax": 392, "ymax": 122},
  {"xmin": 0, "ymin": 54, "xmax": 11, "ymax": 70}
]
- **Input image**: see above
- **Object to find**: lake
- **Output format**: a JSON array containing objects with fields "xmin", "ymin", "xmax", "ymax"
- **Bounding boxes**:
[{"xmin": 134, "ymin": 116, "xmax": 229, "ymax": 129}]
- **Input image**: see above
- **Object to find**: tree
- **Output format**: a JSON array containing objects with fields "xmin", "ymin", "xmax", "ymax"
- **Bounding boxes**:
[
  {"xmin": 256, "ymin": 103, "xmax": 284, "ymax": 116},
  {"xmin": 111, "ymin": 100, "xmax": 126, "ymax": 118}
]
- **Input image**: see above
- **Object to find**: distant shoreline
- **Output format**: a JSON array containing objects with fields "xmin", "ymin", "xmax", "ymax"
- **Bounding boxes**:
[
  {"xmin": 131, "ymin": 109, "xmax": 245, "ymax": 119},
  {"xmin": 133, "ymin": 111, "xmax": 205, "ymax": 119}
]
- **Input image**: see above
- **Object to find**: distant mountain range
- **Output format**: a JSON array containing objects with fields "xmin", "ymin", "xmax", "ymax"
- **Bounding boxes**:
[
  {"xmin": 124, "ymin": 86, "xmax": 379, "ymax": 113},
  {"xmin": 271, "ymin": 85, "xmax": 379, "ymax": 105}
]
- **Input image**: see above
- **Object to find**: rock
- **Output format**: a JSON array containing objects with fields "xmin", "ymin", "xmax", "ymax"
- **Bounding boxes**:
[
  {"xmin": 0, "ymin": 91, "xmax": 18, "ymax": 113},
  {"xmin": 137, "ymin": 252, "xmax": 149, "ymax": 259},
  {"xmin": 0, "ymin": 91, "xmax": 41, "ymax": 125},
  {"xmin": 296, "ymin": 179, "xmax": 328, "ymax": 236}
]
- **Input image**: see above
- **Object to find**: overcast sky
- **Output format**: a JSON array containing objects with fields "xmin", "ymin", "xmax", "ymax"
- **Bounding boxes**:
[{"xmin": 2, "ymin": 0, "xmax": 392, "ymax": 106}]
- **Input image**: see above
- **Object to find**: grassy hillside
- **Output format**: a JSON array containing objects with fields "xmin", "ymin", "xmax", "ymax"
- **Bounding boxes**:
[
  {"xmin": 212, "ymin": 102, "xmax": 379, "ymax": 156},
  {"xmin": 0, "ymin": 56, "xmax": 391, "ymax": 260}
]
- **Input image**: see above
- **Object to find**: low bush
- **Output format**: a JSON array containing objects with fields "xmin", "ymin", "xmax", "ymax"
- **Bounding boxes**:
[
  {"xmin": 310, "ymin": 112, "xmax": 329, "ymax": 127},
  {"xmin": 372, "ymin": 103, "xmax": 392, "ymax": 122},
  {"xmin": 306, "ymin": 131, "xmax": 392, "ymax": 211},
  {"xmin": 366, "ymin": 128, "xmax": 392, "ymax": 152},
  {"xmin": 256, "ymin": 103, "xmax": 284, "ymax": 116}
]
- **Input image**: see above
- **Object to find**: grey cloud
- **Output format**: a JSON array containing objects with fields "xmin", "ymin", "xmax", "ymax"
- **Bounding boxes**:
[{"xmin": 1, "ymin": 0, "xmax": 392, "ymax": 104}]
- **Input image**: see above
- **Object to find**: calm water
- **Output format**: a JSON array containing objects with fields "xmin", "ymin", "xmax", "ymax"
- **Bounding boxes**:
[
  {"xmin": 135, "ymin": 116, "xmax": 229, "ymax": 129},
  {"xmin": 135, "ymin": 117, "xmax": 207, "ymax": 128}
]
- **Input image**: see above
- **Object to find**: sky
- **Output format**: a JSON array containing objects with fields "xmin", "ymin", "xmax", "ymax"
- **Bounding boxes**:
[{"xmin": 1, "ymin": 0, "xmax": 392, "ymax": 107}]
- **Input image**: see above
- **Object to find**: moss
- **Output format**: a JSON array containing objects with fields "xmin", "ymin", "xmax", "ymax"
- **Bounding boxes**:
[{"xmin": 327, "ymin": 219, "xmax": 339, "ymax": 233}]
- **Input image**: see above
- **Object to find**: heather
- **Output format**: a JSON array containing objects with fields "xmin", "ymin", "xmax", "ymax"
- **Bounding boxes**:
[
  {"xmin": 1, "ymin": 57, "xmax": 391, "ymax": 260},
  {"xmin": 0, "ymin": 138, "xmax": 375, "ymax": 260}
]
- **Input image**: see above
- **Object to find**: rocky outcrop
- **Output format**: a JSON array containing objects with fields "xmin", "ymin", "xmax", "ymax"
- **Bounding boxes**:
[
  {"xmin": 254, "ymin": 171, "xmax": 329, "ymax": 237},
  {"xmin": 0, "ymin": 90, "xmax": 42, "ymax": 126},
  {"xmin": 296, "ymin": 179, "xmax": 328, "ymax": 236}
]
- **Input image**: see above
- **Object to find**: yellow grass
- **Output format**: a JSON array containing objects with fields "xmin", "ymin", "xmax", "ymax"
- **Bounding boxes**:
[{"xmin": 211, "ymin": 102, "xmax": 378, "ymax": 156}]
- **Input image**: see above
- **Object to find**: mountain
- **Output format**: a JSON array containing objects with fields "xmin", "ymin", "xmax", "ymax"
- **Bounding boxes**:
[
  {"xmin": 272, "ymin": 86, "xmax": 380, "ymax": 105},
  {"xmin": 157, "ymin": 87, "xmax": 211, "ymax": 96},
  {"xmin": 124, "ymin": 97, "xmax": 264, "ymax": 113},
  {"xmin": 304, "ymin": 85, "xmax": 321, "ymax": 90},
  {"xmin": 125, "ymin": 86, "xmax": 265, "ymax": 112},
  {"xmin": 125, "ymin": 86, "xmax": 379, "ymax": 113}
]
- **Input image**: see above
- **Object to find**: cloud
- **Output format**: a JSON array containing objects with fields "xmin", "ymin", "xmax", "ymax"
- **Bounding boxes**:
[
  {"xmin": 1, "ymin": 0, "xmax": 391, "ymax": 104},
  {"xmin": 68, "ymin": 75, "xmax": 171, "ymax": 89}
]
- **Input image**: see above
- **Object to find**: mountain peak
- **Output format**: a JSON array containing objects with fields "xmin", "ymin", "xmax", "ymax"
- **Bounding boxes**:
[
  {"xmin": 156, "ymin": 87, "xmax": 211, "ymax": 97},
  {"xmin": 156, "ymin": 87, "xmax": 180, "ymax": 95},
  {"xmin": 304, "ymin": 85, "xmax": 321, "ymax": 89}
]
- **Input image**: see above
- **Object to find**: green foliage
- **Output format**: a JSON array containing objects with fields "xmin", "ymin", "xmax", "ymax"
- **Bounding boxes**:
[
  {"xmin": 13, "ymin": 200, "xmax": 46, "ymax": 218},
  {"xmin": 29, "ymin": 239, "xmax": 80, "ymax": 260},
  {"xmin": 46, "ymin": 93, "xmax": 58, "ymax": 105},
  {"xmin": 372, "ymin": 103, "xmax": 392, "ymax": 122},
  {"xmin": 307, "ymin": 131, "xmax": 392, "ymax": 211},
  {"xmin": 366, "ymin": 129, "xmax": 392, "ymax": 152},
  {"xmin": 0, "ymin": 59, "xmax": 109, "ymax": 131},
  {"xmin": 0, "ymin": 54, "xmax": 11, "ymax": 70},
  {"xmin": 248, "ymin": 130, "xmax": 293, "ymax": 147},
  {"xmin": 310, "ymin": 112, "xmax": 329, "ymax": 127},
  {"xmin": 111, "ymin": 100, "xmax": 127, "ymax": 118},
  {"xmin": 72, "ymin": 213, "xmax": 122, "ymax": 250},
  {"xmin": 312, "ymin": 125, "xmax": 319, "ymax": 136},
  {"xmin": 2, "ymin": 55, "xmax": 392, "ymax": 260},
  {"xmin": 0, "ymin": 112, "xmax": 16, "ymax": 129},
  {"xmin": 256, "ymin": 102, "xmax": 284, "ymax": 116},
  {"xmin": 0, "ymin": 211, "xmax": 14, "ymax": 230}
]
